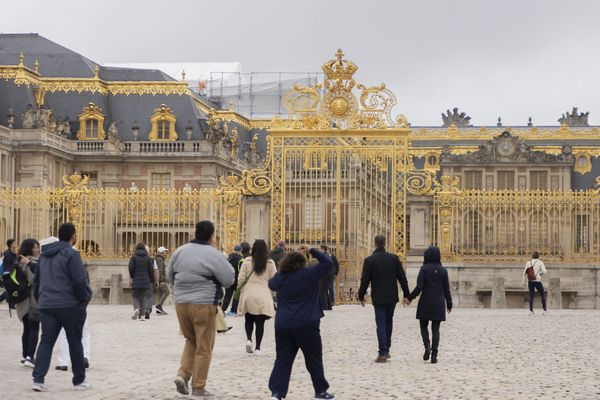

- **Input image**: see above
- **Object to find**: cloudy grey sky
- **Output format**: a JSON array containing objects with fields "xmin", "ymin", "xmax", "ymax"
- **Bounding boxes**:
[{"xmin": 2, "ymin": 0, "xmax": 600, "ymax": 126}]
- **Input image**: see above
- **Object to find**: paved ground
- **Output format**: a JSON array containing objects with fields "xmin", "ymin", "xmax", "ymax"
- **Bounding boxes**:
[{"xmin": 1, "ymin": 304, "xmax": 599, "ymax": 399}]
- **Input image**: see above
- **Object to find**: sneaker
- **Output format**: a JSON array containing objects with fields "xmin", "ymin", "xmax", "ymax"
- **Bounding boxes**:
[
  {"xmin": 73, "ymin": 382, "xmax": 91, "ymax": 390},
  {"xmin": 254, "ymin": 349, "xmax": 261, "ymax": 356},
  {"xmin": 528, "ymin": 310, "xmax": 534, "ymax": 316},
  {"xmin": 173, "ymin": 375, "xmax": 189, "ymax": 395},
  {"xmin": 23, "ymin": 357, "xmax": 35, "ymax": 368},
  {"xmin": 20, "ymin": 358, "xmax": 26, "ymax": 365},
  {"xmin": 55, "ymin": 365, "xmax": 68, "ymax": 371},
  {"xmin": 315, "ymin": 392, "xmax": 335, "ymax": 399},
  {"xmin": 543, "ymin": 309, "xmax": 549, "ymax": 316},
  {"xmin": 217, "ymin": 326, "xmax": 233, "ymax": 334},
  {"xmin": 245, "ymin": 340, "xmax": 253, "ymax": 354},
  {"xmin": 156, "ymin": 305, "xmax": 167, "ymax": 314},
  {"xmin": 271, "ymin": 395, "xmax": 284, "ymax": 400},
  {"xmin": 132, "ymin": 309, "xmax": 140, "ymax": 320},
  {"xmin": 32, "ymin": 382, "xmax": 48, "ymax": 392},
  {"xmin": 191, "ymin": 388, "xmax": 214, "ymax": 396},
  {"xmin": 84, "ymin": 358, "xmax": 89, "ymax": 369}
]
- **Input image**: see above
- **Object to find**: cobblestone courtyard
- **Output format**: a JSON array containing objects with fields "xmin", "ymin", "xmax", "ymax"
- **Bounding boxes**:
[{"xmin": 1, "ymin": 305, "xmax": 599, "ymax": 399}]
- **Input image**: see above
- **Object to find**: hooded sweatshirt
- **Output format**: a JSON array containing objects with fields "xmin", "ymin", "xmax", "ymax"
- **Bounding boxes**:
[{"xmin": 34, "ymin": 241, "xmax": 92, "ymax": 309}]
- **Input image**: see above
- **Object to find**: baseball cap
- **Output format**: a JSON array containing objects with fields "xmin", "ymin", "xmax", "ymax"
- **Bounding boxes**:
[
  {"xmin": 157, "ymin": 246, "xmax": 167, "ymax": 254},
  {"xmin": 233, "ymin": 245, "xmax": 242, "ymax": 252}
]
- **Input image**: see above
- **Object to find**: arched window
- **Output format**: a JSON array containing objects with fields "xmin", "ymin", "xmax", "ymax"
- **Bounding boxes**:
[
  {"xmin": 149, "ymin": 104, "xmax": 178, "ymax": 141},
  {"xmin": 496, "ymin": 211, "xmax": 516, "ymax": 251},
  {"xmin": 464, "ymin": 211, "xmax": 482, "ymax": 252},
  {"xmin": 77, "ymin": 103, "xmax": 106, "ymax": 140}
]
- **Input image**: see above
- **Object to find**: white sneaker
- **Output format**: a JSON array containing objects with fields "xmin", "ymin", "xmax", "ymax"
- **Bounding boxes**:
[
  {"xmin": 543, "ymin": 310, "xmax": 549, "ymax": 316},
  {"xmin": 32, "ymin": 382, "xmax": 48, "ymax": 392},
  {"xmin": 23, "ymin": 357, "xmax": 35, "ymax": 368},
  {"xmin": 73, "ymin": 381, "xmax": 91, "ymax": 390},
  {"xmin": 132, "ymin": 309, "xmax": 140, "ymax": 320},
  {"xmin": 528, "ymin": 311, "xmax": 534, "ymax": 316},
  {"xmin": 254, "ymin": 349, "xmax": 261, "ymax": 356},
  {"xmin": 245, "ymin": 340, "xmax": 253, "ymax": 354}
]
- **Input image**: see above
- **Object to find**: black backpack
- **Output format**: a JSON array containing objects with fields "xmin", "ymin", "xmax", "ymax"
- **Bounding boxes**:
[{"xmin": 3, "ymin": 263, "xmax": 30, "ymax": 303}]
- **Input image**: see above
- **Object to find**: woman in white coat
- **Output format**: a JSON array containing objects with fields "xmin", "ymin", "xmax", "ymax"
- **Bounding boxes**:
[{"xmin": 237, "ymin": 239, "xmax": 277, "ymax": 355}]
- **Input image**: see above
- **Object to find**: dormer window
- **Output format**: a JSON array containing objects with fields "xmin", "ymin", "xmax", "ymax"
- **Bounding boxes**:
[
  {"xmin": 76, "ymin": 103, "xmax": 106, "ymax": 140},
  {"xmin": 149, "ymin": 104, "xmax": 178, "ymax": 141}
]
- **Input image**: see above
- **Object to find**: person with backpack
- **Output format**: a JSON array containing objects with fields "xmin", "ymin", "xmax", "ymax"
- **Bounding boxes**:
[
  {"xmin": 128, "ymin": 243, "xmax": 155, "ymax": 321},
  {"xmin": 406, "ymin": 246, "xmax": 453, "ymax": 364},
  {"xmin": 14, "ymin": 239, "xmax": 41, "ymax": 368},
  {"xmin": 222, "ymin": 245, "xmax": 242, "ymax": 315},
  {"xmin": 523, "ymin": 251, "xmax": 548, "ymax": 315},
  {"xmin": 32, "ymin": 223, "xmax": 92, "ymax": 392}
]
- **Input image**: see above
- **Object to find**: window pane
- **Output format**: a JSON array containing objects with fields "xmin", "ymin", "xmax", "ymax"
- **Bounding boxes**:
[
  {"xmin": 151, "ymin": 173, "xmax": 171, "ymax": 189},
  {"xmin": 530, "ymin": 171, "xmax": 547, "ymax": 190},
  {"xmin": 305, "ymin": 195, "xmax": 322, "ymax": 229},
  {"xmin": 464, "ymin": 171, "xmax": 482, "ymax": 190},
  {"xmin": 497, "ymin": 171, "xmax": 515, "ymax": 190}
]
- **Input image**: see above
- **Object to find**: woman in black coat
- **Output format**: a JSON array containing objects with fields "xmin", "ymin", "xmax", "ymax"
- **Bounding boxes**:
[
  {"xmin": 407, "ymin": 246, "xmax": 452, "ymax": 364},
  {"xmin": 128, "ymin": 242, "xmax": 154, "ymax": 321}
]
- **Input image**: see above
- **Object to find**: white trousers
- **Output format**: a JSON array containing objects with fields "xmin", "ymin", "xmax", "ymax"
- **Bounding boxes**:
[{"xmin": 56, "ymin": 321, "xmax": 91, "ymax": 366}]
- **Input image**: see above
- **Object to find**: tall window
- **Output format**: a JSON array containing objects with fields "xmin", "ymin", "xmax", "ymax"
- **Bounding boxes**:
[
  {"xmin": 158, "ymin": 121, "xmax": 170, "ymax": 140},
  {"xmin": 464, "ymin": 171, "xmax": 483, "ymax": 190},
  {"xmin": 305, "ymin": 195, "xmax": 322, "ymax": 229},
  {"xmin": 151, "ymin": 173, "xmax": 171, "ymax": 189},
  {"xmin": 81, "ymin": 171, "xmax": 98, "ymax": 188},
  {"xmin": 85, "ymin": 119, "xmax": 99, "ymax": 139},
  {"xmin": 530, "ymin": 171, "xmax": 548, "ymax": 190},
  {"xmin": 497, "ymin": 171, "xmax": 515, "ymax": 190}
]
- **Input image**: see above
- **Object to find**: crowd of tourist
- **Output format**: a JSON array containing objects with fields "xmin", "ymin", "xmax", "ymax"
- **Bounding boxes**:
[{"xmin": 0, "ymin": 218, "xmax": 549, "ymax": 398}]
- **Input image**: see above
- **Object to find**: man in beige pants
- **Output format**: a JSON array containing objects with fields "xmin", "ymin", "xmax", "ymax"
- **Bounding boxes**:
[{"xmin": 167, "ymin": 221, "xmax": 234, "ymax": 397}]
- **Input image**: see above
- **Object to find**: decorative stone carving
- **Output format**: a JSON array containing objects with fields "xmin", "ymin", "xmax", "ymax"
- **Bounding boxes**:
[
  {"xmin": 21, "ymin": 104, "xmax": 36, "ymax": 128},
  {"xmin": 107, "ymin": 122, "xmax": 123, "ymax": 152},
  {"xmin": 441, "ymin": 131, "xmax": 574, "ymax": 165},
  {"xmin": 558, "ymin": 107, "xmax": 589, "ymax": 127},
  {"xmin": 441, "ymin": 107, "xmax": 472, "ymax": 127}
]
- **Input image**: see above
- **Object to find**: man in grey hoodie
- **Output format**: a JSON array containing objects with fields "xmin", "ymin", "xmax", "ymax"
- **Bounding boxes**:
[
  {"xmin": 168, "ymin": 220, "xmax": 235, "ymax": 397},
  {"xmin": 32, "ymin": 223, "xmax": 92, "ymax": 392}
]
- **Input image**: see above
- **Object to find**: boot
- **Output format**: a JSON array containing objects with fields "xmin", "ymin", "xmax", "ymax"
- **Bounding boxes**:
[
  {"xmin": 431, "ymin": 350, "xmax": 438, "ymax": 364},
  {"xmin": 423, "ymin": 344, "xmax": 431, "ymax": 361}
]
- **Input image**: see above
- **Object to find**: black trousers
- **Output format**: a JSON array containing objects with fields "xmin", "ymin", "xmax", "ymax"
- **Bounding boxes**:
[
  {"xmin": 528, "ymin": 281, "xmax": 547, "ymax": 311},
  {"xmin": 221, "ymin": 283, "xmax": 237, "ymax": 312},
  {"xmin": 269, "ymin": 320, "xmax": 329, "ymax": 397},
  {"xmin": 419, "ymin": 319, "xmax": 441, "ymax": 355},
  {"xmin": 21, "ymin": 313, "xmax": 40, "ymax": 359},
  {"xmin": 33, "ymin": 305, "xmax": 87, "ymax": 385},
  {"xmin": 245, "ymin": 313, "xmax": 267, "ymax": 350}
]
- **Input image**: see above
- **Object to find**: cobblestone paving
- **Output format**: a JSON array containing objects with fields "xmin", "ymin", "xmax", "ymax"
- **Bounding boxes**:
[{"xmin": 1, "ymin": 305, "xmax": 599, "ymax": 399}]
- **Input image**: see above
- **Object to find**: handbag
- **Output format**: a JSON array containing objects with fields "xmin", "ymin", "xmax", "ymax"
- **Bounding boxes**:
[{"xmin": 233, "ymin": 270, "xmax": 254, "ymax": 301}]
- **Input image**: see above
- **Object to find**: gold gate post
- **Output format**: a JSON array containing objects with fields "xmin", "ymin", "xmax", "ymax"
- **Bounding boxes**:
[
  {"xmin": 435, "ymin": 176, "xmax": 460, "ymax": 258},
  {"xmin": 61, "ymin": 173, "xmax": 89, "ymax": 252}
]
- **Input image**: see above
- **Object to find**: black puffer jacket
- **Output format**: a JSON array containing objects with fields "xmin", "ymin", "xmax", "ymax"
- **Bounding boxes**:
[{"xmin": 128, "ymin": 249, "xmax": 154, "ymax": 289}]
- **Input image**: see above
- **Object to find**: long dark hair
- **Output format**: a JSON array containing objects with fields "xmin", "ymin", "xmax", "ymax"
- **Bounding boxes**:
[
  {"xmin": 251, "ymin": 239, "xmax": 269, "ymax": 275},
  {"xmin": 19, "ymin": 238, "xmax": 39, "ymax": 257},
  {"xmin": 279, "ymin": 251, "xmax": 307, "ymax": 274}
]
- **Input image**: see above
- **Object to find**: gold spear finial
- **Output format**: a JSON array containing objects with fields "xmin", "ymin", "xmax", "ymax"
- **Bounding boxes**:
[
  {"xmin": 18, "ymin": 52, "xmax": 24, "ymax": 66},
  {"xmin": 34, "ymin": 59, "xmax": 39, "ymax": 74},
  {"xmin": 94, "ymin": 65, "xmax": 99, "ymax": 78}
]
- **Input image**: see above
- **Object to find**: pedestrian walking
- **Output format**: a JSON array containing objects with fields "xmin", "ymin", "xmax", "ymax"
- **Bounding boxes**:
[
  {"xmin": 267, "ymin": 244, "xmax": 335, "ymax": 400},
  {"xmin": 523, "ymin": 251, "xmax": 548, "ymax": 315},
  {"xmin": 154, "ymin": 246, "xmax": 170, "ymax": 314},
  {"xmin": 320, "ymin": 245, "xmax": 339, "ymax": 307},
  {"xmin": 31, "ymin": 223, "xmax": 92, "ymax": 392},
  {"xmin": 406, "ymin": 246, "xmax": 453, "ymax": 364},
  {"xmin": 237, "ymin": 239, "xmax": 277, "ymax": 356},
  {"xmin": 1, "ymin": 239, "xmax": 18, "ymax": 308},
  {"xmin": 222, "ymin": 245, "xmax": 242, "ymax": 315},
  {"xmin": 270, "ymin": 240, "xmax": 286, "ymax": 269},
  {"xmin": 358, "ymin": 235, "xmax": 410, "ymax": 363},
  {"xmin": 14, "ymin": 239, "xmax": 40, "ymax": 368},
  {"xmin": 128, "ymin": 243, "xmax": 155, "ymax": 321},
  {"xmin": 167, "ymin": 221, "xmax": 234, "ymax": 397}
]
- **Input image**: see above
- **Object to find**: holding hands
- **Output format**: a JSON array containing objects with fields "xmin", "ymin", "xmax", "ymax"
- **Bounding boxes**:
[{"xmin": 402, "ymin": 298, "xmax": 411, "ymax": 306}]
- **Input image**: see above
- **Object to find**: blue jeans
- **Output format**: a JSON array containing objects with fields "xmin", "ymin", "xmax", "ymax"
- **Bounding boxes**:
[
  {"xmin": 528, "ymin": 281, "xmax": 547, "ymax": 311},
  {"xmin": 374, "ymin": 303, "xmax": 396, "ymax": 356},
  {"xmin": 269, "ymin": 321, "xmax": 329, "ymax": 397},
  {"xmin": 33, "ymin": 305, "xmax": 87, "ymax": 385}
]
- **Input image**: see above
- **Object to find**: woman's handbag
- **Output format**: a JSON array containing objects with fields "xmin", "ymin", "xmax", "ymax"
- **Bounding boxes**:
[{"xmin": 233, "ymin": 270, "xmax": 254, "ymax": 301}]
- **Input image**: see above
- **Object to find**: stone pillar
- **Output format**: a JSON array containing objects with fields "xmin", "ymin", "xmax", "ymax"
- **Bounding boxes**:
[
  {"xmin": 548, "ymin": 277, "xmax": 562, "ymax": 310},
  {"xmin": 491, "ymin": 277, "xmax": 506, "ymax": 309},
  {"xmin": 244, "ymin": 196, "xmax": 270, "ymax": 244},
  {"xmin": 109, "ymin": 273, "xmax": 123, "ymax": 305},
  {"xmin": 410, "ymin": 207, "xmax": 428, "ymax": 250}
]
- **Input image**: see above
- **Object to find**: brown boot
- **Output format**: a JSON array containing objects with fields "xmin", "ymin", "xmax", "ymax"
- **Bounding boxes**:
[{"xmin": 375, "ymin": 354, "xmax": 387, "ymax": 363}]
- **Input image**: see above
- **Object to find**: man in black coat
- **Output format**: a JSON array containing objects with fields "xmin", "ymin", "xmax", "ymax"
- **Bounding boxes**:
[{"xmin": 358, "ymin": 235, "xmax": 410, "ymax": 363}]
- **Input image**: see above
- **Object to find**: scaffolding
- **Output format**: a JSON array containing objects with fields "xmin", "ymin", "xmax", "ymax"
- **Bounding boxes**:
[{"xmin": 204, "ymin": 71, "xmax": 324, "ymax": 119}]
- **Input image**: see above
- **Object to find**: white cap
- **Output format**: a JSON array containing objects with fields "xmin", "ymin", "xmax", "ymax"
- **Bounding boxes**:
[
  {"xmin": 157, "ymin": 246, "xmax": 167, "ymax": 254},
  {"xmin": 39, "ymin": 236, "xmax": 59, "ymax": 247}
]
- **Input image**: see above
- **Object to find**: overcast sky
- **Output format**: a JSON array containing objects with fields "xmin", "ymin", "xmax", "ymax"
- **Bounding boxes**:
[{"xmin": 2, "ymin": 0, "xmax": 600, "ymax": 126}]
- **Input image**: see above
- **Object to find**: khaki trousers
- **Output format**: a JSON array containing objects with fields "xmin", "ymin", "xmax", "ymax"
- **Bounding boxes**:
[{"xmin": 175, "ymin": 304, "xmax": 217, "ymax": 390}]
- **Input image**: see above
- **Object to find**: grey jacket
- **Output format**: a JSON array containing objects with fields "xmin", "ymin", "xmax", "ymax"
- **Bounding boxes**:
[{"xmin": 167, "ymin": 241, "xmax": 235, "ymax": 304}]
